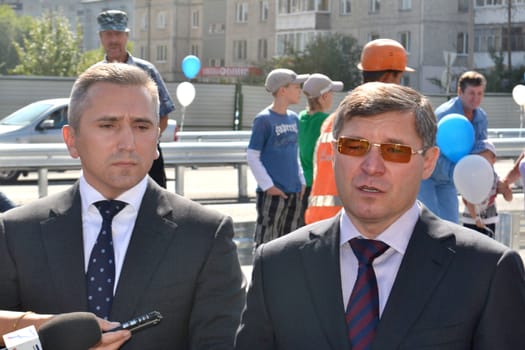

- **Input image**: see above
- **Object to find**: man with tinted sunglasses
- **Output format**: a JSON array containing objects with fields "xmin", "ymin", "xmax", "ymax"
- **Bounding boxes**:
[
  {"xmin": 235, "ymin": 82, "xmax": 525, "ymax": 350},
  {"xmin": 306, "ymin": 38, "xmax": 414, "ymax": 224}
]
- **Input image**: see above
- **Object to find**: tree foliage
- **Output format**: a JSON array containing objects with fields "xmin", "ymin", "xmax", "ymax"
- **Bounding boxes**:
[
  {"xmin": 251, "ymin": 33, "xmax": 362, "ymax": 90},
  {"xmin": 76, "ymin": 47, "xmax": 105, "ymax": 75},
  {"xmin": 10, "ymin": 11, "xmax": 82, "ymax": 76},
  {"xmin": 292, "ymin": 33, "xmax": 362, "ymax": 89},
  {"xmin": 0, "ymin": 5, "xmax": 33, "ymax": 74},
  {"xmin": 482, "ymin": 48, "xmax": 525, "ymax": 92}
]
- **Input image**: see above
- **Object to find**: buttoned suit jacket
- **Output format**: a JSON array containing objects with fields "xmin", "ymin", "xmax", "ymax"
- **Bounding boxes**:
[
  {"xmin": 235, "ymin": 206, "xmax": 525, "ymax": 350},
  {"xmin": 0, "ymin": 179, "xmax": 246, "ymax": 350}
]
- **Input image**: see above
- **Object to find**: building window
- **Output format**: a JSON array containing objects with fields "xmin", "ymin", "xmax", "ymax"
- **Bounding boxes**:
[
  {"xmin": 278, "ymin": 0, "xmax": 329, "ymax": 13},
  {"xmin": 458, "ymin": 0, "xmax": 469, "ymax": 11},
  {"xmin": 156, "ymin": 45, "xmax": 167, "ymax": 62},
  {"xmin": 258, "ymin": 38, "xmax": 268, "ymax": 60},
  {"xmin": 157, "ymin": 11, "xmax": 166, "ymax": 29},
  {"xmin": 314, "ymin": 0, "xmax": 330, "ymax": 11},
  {"xmin": 192, "ymin": 10, "xmax": 200, "ymax": 28},
  {"xmin": 475, "ymin": 0, "xmax": 503, "ymax": 6},
  {"xmin": 233, "ymin": 40, "xmax": 247, "ymax": 60},
  {"xmin": 457, "ymin": 32, "xmax": 468, "ymax": 54},
  {"xmin": 209, "ymin": 23, "xmax": 226, "ymax": 34},
  {"xmin": 369, "ymin": 0, "xmax": 380, "ymax": 13},
  {"xmin": 236, "ymin": 3, "xmax": 248, "ymax": 23},
  {"xmin": 400, "ymin": 0, "xmax": 411, "ymax": 10},
  {"xmin": 474, "ymin": 27, "xmax": 500, "ymax": 52},
  {"xmin": 503, "ymin": 26, "xmax": 525, "ymax": 51},
  {"xmin": 402, "ymin": 74, "xmax": 410, "ymax": 87},
  {"xmin": 191, "ymin": 44, "xmax": 199, "ymax": 56},
  {"xmin": 140, "ymin": 13, "xmax": 148, "ymax": 31},
  {"xmin": 276, "ymin": 31, "xmax": 320, "ymax": 56},
  {"xmin": 278, "ymin": 0, "xmax": 288, "ymax": 13},
  {"xmin": 341, "ymin": 0, "xmax": 351, "ymax": 15},
  {"xmin": 368, "ymin": 32, "xmax": 380, "ymax": 42},
  {"xmin": 209, "ymin": 58, "xmax": 223, "ymax": 67},
  {"xmin": 260, "ymin": 1, "xmax": 269, "ymax": 21},
  {"xmin": 140, "ymin": 46, "xmax": 146, "ymax": 58},
  {"xmin": 399, "ymin": 31, "xmax": 411, "ymax": 53}
]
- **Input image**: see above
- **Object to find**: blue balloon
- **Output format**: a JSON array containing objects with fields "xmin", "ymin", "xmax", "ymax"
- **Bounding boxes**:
[
  {"xmin": 436, "ymin": 113, "xmax": 475, "ymax": 163},
  {"xmin": 181, "ymin": 55, "xmax": 201, "ymax": 79}
]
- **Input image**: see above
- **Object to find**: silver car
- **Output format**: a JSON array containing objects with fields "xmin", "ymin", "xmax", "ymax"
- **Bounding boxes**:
[{"xmin": 0, "ymin": 98, "xmax": 178, "ymax": 182}]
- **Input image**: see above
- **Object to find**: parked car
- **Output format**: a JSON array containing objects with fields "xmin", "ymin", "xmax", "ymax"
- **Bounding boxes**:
[{"xmin": 0, "ymin": 98, "xmax": 178, "ymax": 183}]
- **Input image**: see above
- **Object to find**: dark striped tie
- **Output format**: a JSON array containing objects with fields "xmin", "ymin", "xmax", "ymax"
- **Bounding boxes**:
[
  {"xmin": 345, "ymin": 238, "xmax": 389, "ymax": 350},
  {"xmin": 86, "ymin": 200, "xmax": 126, "ymax": 320}
]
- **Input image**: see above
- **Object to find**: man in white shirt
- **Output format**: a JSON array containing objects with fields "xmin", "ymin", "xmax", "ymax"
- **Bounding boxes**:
[
  {"xmin": 235, "ymin": 82, "xmax": 525, "ymax": 350},
  {"xmin": 0, "ymin": 63, "xmax": 245, "ymax": 350}
]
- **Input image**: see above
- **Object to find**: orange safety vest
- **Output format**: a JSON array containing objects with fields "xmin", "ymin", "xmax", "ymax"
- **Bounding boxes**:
[{"xmin": 305, "ymin": 114, "xmax": 343, "ymax": 224}]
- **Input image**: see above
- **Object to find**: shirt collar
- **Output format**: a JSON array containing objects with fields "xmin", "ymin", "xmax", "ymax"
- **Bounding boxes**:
[
  {"xmin": 103, "ymin": 51, "xmax": 132, "ymax": 64},
  {"xmin": 79, "ymin": 175, "xmax": 148, "ymax": 213},
  {"xmin": 339, "ymin": 202, "xmax": 419, "ymax": 255}
]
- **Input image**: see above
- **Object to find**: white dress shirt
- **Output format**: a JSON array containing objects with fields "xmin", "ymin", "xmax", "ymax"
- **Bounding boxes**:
[
  {"xmin": 80, "ymin": 175, "xmax": 148, "ymax": 294},
  {"xmin": 339, "ymin": 202, "xmax": 420, "ymax": 316}
]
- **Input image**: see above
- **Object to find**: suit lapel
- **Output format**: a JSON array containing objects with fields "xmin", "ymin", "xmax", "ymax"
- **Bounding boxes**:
[
  {"xmin": 111, "ymin": 182, "xmax": 178, "ymax": 321},
  {"xmin": 373, "ymin": 208, "xmax": 456, "ymax": 349},
  {"xmin": 40, "ymin": 183, "xmax": 89, "ymax": 312},
  {"xmin": 299, "ymin": 215, "xmax": 350, "ymax": 350}
]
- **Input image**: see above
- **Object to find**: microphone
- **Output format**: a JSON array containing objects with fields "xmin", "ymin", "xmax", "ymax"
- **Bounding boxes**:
[
  {"xmin": 38, "ymin": 312, "xmax": 101, "ymax": 350},
  {"xmin": 2, "ymin": 312, "xmax": 101, "ymax": 350}
]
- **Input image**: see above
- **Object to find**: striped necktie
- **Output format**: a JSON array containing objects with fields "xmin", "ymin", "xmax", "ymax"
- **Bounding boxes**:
[{"xmin": 345, "ymin": 238, "xmax": 389, "ymax": 350}]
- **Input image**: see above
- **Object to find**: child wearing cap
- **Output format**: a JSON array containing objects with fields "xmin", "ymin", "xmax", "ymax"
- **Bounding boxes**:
[
  {"xmin": 247, "ymin": 68, "xmax": 309, "ymax": 247},
  {"xmin": 298, "ymin": 73, "xmax": 343, "ymax": 223},
  {"xmin": 461, "ymin": 140, "xmax": 513, "ymax": 237}
]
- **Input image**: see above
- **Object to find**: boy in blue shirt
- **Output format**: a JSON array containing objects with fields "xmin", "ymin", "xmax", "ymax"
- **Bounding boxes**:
[{"xmin": 247, "ymin": 68, "xmax": 309, "ymax": 246}]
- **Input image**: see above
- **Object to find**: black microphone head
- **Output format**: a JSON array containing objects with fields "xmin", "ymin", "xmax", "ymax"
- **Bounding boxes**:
[{"xmin": 38, "ymin": 312, "xmax": 101, "ymax": 350}]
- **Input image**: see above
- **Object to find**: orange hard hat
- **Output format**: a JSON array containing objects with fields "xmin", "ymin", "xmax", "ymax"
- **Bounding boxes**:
[{"xmin": 357, "ymin": 38, "xmax": 415, "ymax": 72}]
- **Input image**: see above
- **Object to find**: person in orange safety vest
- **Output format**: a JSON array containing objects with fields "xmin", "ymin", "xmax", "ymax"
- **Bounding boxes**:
[{"xmin": 305, "ymin": 38, "xmax": 415, "ymax": 224}]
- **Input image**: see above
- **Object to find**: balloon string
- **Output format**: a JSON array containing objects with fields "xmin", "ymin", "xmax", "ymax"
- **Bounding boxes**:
[{"xmin": 180, "ymin": 106, "xmax": 186, "ymax": 131}]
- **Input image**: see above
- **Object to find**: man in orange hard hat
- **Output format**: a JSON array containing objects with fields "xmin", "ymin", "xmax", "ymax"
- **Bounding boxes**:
[{"xmin": 305, "ymin": 38, "xmax": 414, "ymax": 224}]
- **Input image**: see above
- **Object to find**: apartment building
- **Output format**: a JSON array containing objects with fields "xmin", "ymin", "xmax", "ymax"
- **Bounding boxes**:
[
  {"xmin": 225, "ymin": 0, "xmax": 277, "ymax": 79},
  {"xmin": 221, "ymin": 1, "xmax": 466, "ymax": 91},
  {"xmin": 474, "ymin": 0, "xmax": 525, "ymax": 69},
  {"xmin": 6, "ymin": 0, "xmax": 525, "ymax": 92}
]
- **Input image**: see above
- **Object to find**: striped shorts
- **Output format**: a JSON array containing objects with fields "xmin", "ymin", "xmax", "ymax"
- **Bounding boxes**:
[{"xmin": 254, "ymin": 191, "xmax": 303, "ymax": 247}]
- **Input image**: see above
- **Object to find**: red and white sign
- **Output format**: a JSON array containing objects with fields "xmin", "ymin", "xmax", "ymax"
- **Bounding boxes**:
[{"xmin": 201, "ymin": 67, "xmax": 262, "ymax": 77}]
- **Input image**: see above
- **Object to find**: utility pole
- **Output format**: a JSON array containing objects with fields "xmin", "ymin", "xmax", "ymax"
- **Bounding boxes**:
[
  {"xmin": 508, "ymin": 0, "xmax": 513, "ymax": 72},
  {"xmin": 467, "ymin": 0, "xmax": 475, "ymax": 69},
  {"xmin": 147, "ymin": 0, "xmax": 152, "ymax": 61}
]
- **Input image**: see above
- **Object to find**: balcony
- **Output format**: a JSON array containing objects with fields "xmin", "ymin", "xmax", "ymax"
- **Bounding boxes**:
[{"xmin": 276, "ymin": 12, "xmax": 331, "ymax": 31}]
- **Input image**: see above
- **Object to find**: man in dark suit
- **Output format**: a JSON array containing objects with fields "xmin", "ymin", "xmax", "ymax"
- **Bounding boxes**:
[
  {"xmin": 0, "ymin": 63, "xmax": 245, "ymax": 349},
  {"xmin": 235, "ymin": 82, "xmax": 525, "ymax": 349}
]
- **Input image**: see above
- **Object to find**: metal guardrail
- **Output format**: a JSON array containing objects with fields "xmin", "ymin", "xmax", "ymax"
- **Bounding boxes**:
[
  {"xmin": 177, "ymin": 130, "xmax": 251, "ymax": 142},
  {"xmin": 496, "ymin": 211, "xmax": 525, "ymax": 251},
  {"xmin": 1, "ymin": 127, "xmax": 525, "ymax": 198},
  {"xmin": 490, "ymin": 137, "xmax": 525, "ymax": 158},
  {"xmin": 488, "ymin": 128, "xmax": 525, "ymax": 138},
  {"xmin": 174, "ymin": 130, "xmax": 525, "ymax": 159},
  {"xmin": 0, "ymin": 141, "xmax": 249, "ymax": 199}
]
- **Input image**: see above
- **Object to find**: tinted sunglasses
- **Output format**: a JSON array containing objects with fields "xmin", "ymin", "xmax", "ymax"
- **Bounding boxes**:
[{"xmin": 335, "ymin": 136, "xmax": 425, "ymax": 163}]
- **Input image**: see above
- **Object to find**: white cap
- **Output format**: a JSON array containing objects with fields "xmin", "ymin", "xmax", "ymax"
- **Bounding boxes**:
[
  {"xmin": 480, "ymin": 140, "xmax": 497, "ymax": 156},
  {"xmin": 265, "ymin": 68, "xmax": 309, "ymax": 93},
  {"xmin": 302, "ymin": 73, "xmax": 344, "ymax": 98}
]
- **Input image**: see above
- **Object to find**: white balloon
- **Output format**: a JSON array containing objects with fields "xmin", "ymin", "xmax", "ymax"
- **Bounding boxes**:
[
  {"xmin": 453, "ymin": 154, "xmax": 495, "ymax": 205},
  {"xmin": 512, "ymin": 84, "xmax": 525, "ymax": 106},
  {"xmin": 176, "ymin": 82, "xmax": 196, "ymax": 107}
]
